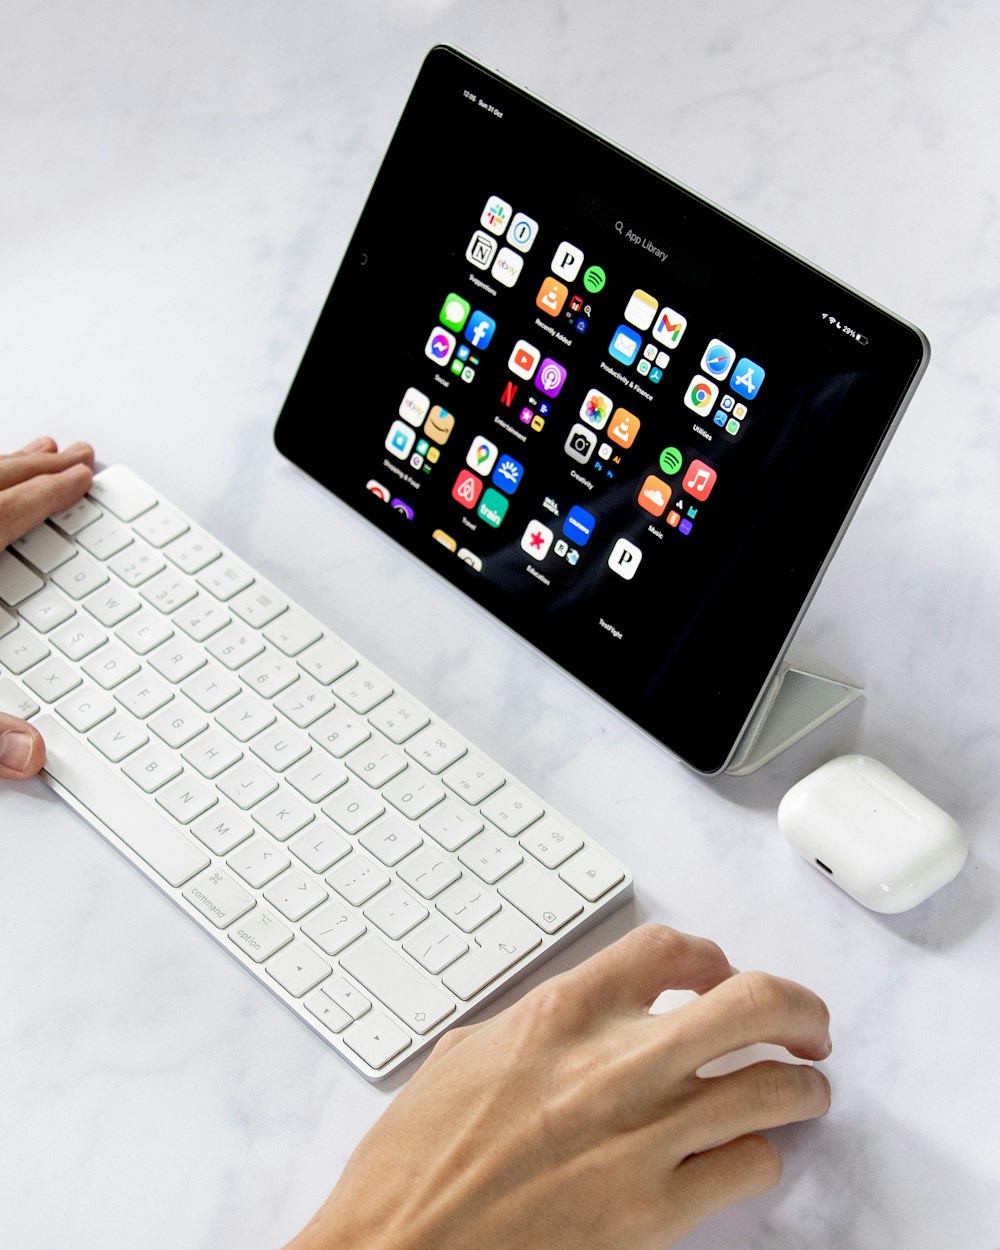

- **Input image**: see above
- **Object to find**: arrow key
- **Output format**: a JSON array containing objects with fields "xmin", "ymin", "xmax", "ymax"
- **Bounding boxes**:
[
  {"xmin": 323, "ymin": 975, "xmax": 372, "ymax": 1020},
  {"xmin": 343, "ymin": 1011, "xmax": 411, "ymax": 1071},
  {"xmin": 266, "ymin": 942, "xmax": 332, "ymax": 997},
  {"xmin": 304, "ymin": 989, "xmax": 353, "ymax": 1034}
]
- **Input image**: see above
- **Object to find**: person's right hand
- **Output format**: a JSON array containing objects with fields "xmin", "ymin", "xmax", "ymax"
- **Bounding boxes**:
[
  {"xmin": 287, "ymin": 924, "xmax": 831, "ymax": 1250},
  {"xmin": 0, "ymin": 436, "xmax": 94, "ymax": 779}
]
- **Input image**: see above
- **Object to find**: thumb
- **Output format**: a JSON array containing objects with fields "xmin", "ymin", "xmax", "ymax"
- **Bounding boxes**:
[{"xmin": 0, "ymin": 714, "xmax": 46, "ymax": 780}]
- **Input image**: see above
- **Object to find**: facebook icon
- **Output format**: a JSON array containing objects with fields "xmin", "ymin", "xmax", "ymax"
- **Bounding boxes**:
[{"xmin": 464, "ymin": 310, "xmax": 496, "ymax": 350}]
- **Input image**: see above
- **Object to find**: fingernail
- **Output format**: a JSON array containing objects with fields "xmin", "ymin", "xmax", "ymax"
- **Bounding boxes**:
[{"xmin": 0, "ymin": 730, "xmax": 34, "ymax": 772}]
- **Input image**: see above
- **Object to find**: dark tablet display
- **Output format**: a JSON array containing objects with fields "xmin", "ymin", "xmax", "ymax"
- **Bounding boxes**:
[{"xmin": 275, "ymin": 45, "xmax": 928, "ymax": 774}]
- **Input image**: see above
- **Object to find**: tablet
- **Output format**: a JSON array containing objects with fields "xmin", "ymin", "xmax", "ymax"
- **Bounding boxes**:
[{"xmin": 274, "ymin": 45, "xmax": 928, "ymax": 775}]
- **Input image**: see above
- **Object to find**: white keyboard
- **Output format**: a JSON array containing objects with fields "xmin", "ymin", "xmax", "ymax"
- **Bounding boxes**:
[{"xmin": 0, "ymin": 466, "xmax": 632, "ymax": 1080}]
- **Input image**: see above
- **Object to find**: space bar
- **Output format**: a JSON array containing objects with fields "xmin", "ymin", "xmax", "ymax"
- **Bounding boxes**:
[{"xmin": 36, "ymin": 714, "xmax": 210, "ymax": 888}]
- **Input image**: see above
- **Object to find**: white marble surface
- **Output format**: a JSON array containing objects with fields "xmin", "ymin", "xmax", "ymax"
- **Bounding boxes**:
[{"xmin": 2, "ymin": 2, "xmax": 999, "ymax": 1246}]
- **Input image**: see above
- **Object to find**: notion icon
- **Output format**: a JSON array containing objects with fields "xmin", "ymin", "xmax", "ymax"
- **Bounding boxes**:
[{"xmin": 609, "ymin": 537, "xmax": 642, "ymax": 580}]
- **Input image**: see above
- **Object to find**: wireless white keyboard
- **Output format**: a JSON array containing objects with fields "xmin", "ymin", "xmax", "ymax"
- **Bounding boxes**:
[{"xmin": 0, "ymin": 466, "xmax": 632, "ymax": 1080}]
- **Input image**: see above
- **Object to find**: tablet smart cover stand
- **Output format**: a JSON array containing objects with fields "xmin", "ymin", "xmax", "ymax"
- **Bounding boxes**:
[{"xmin": 724, "ymin": 658, "xmax": 863, "ymax": 776}]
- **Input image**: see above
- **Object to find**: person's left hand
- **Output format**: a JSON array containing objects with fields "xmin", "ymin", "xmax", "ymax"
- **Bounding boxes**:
[{"xmin": 0, "ymin": 436, "xmax": 94, "ymax": 779}]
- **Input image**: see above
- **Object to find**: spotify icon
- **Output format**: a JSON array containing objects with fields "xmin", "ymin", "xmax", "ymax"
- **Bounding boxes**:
[{"xmin": 659, "ymin": 446, "xmax": 683, "ymax": 475}]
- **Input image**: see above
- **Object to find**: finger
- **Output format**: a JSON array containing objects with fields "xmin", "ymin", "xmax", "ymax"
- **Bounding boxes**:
[
  {"xmin": 0, "ymin": 714, "xmax": 46, "ymax": 780},
  {"xmin": 559, "ymin": 924, "xmax": 736, "ymax": 1015},
  {"xmin": 0, "ymin": 462, "xmax": 93, "ymax": 549},
  {"xmin": 673, "ymin": 1059, "xmax": 831, "ymax": 1156},
  {"xmin": 0, "ymin": 442, "xmax": 95, "ymax": 490},
  {"xmin": 15, "ymin": 436, "xmax": 58, "ymax": 455},
  {"xmin": 658, "ymin": 970, "xmax": 832, "ymax": 1073},
  {"xmin": 669, "ymin": 1135, "xmax": 784, "ymax": 1234}
]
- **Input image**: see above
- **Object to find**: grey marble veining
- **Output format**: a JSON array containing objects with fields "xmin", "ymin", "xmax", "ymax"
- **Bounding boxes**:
[{"xmin": 2, "ymin": 2, "xmax": 999, "ymax": 1246}]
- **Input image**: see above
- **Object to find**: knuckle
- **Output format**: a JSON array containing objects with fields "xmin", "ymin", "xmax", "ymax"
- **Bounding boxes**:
[
  {"xmin": 629, "ymin": 923, "xmax": 687, "ymax": 961},
  {"xmin": 751, "ymin": 1062, "xmax": 788, "ymax": 1114},
  {"xmin": 734, "ymin": 970, "xmax": 792, "ymax": 1022}
]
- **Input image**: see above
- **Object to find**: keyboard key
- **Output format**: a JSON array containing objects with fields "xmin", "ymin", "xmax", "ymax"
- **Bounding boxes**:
[
  {"xmin": 240, "ymin": 651, "xmax": 299, "ymax": 699},
  {"xmin": 215, "ymin": 691, "xmax": 276, "ymax": 741},
  {"xmin": 50, "ymin": 496, "xmax": 102, "ymax": 535},
  {"xmin": 304, "ymin": 990, "xmax": 353, "ymax": 1034},
  {"xmin": 321, "ymin": 782, "xmax": 385, "ymax": 834},
  {"xmin": 55, "ymin": 684, "xmax": 115, "ymax": 733},
  {"xmin": 403, "ymin": 918, "xmax": 469, "ymax": 975},
  {"xmin": 171, "ymin": 594, "xmax": 230, "ymax": 642},
  {"xmin": 309, "ymin": 707, "xmax": 370, "ymax": 758},
  {"xmin": 285, "ymin": 751, "xmax": 347, "ymax": 803},
  {"xmin": 182, "ymin": 868, "xmax": 254, "ymax": 928},
  {"xmin": 396, "ymin": 846, "xmax": 462, "ymax": 899},
  {"xmin": 182, "ymin": 729, "xmax": 243, "ymax": 777},
  {"xmin": 155, "ymin": 775, "xmax": 217, "ymax": 824},
  {"xmin": 252, "ymin": 789, "xmax": 313, "ymax": 840},
  {"xmin": 266, "ymin": 943, "xmax": 331, "ymax": 997},
  {"xmin": 164, "ymin": 530, "xmax": 221, "ymax": 575},
  {"xmin": 367, "ymin": 695, "xmax": 429, "ymax": 743},
  {"xmin": 50, "ymin": 615, "xmax": 107, "ymax": 661},
  {"xmin": 321, "ymin": 976, "xmax": 371, "ymax": 1020},
  {"xmin": 109, "ymin": 542, "xmax": 165, "ymax": 587},
  {"xmin": 51, "ymin": 553, "xmax": 108, "ymax": 601},
  {"xmin": 0, "ymin": 604, "xmax": 16, "ymax": 637},
  {"xmin": 148, "ymin": 637, "xmax": 208, "ymax": 683},
  {"xmin": 332, "ymin": 665, "xmax": 393, "ymax": 714},
  {"xmin": 435, "ymin": 880, "xmax": 501, "ymax": 933},
  {"xmin": 122, "ymin": 744, "xmax": 183, "ymax": 793},
  {"xmin": 343, "ymin": 1012, "xmax": 411, "ymax": 1070},
  {"xmin": 216, "ymin": 760, "xmax": 278, "ymax": 809},
  {"xmin": 23, "ymin": 658, "xmax": 81, "ymax": 704},
  {"xmin": 82, "ymin": 644, "xmax": 141, "ymax": 690},
  {"xmin": 519, "ymin": 815, "xmax": 584, "ymax": 869},
  {"xmin": 444, "ymin": 755, "xmax": 505, "ymax": 805},
  {"xmin": 263, "ymin": 608, "xmax": 321, "ymax": 657},
  {"xmin": 76, "ymin": 514, "xmax": 134, "ymax": 560},
  {"xmin": 0, "ymin": 678, "xmax": 40, "ymax": 720},
  {"xmin": 88, "ymin": 713, "xmax": 148, "ymax": 762},
  {"xmin": 182, "ymin": 663, "xmax": 241, "ymax": 712},
  {"xmin": 383, "ymin": 770, "xmax": 446, "ymax": 820},
  {"xmin": 0, "ymin": 626, "xmax": 49, "ymax": 674},
  {"xmin": 148, "ymin": 697, "xmax": 208, "ymax": 748},
  {"xmin": 363, "ymin": 886, "xmax": 428, "ymax": 940},
  {"xmin": 37, "ymin": 714, "xmax": 207, "ymax": 887},
  {"xmin": 480, "ymin": 786, "xmax": 544, "ymax": 836},
  {"xmin": 0, "ymin": 551, "xmax": 44, "ymax": 605},
  {"xmin": 273, "ymin": 677, "xmax": 335, "ymax": 728},
  {"xmin": 115, "ymin": 673, "xmax": 173, "ymax": 718},
  {"xmin": 404, "ymin": 725, "xmax": 467, "ymax": 774},
  {"xmin": 229, "ymin": 910, "xmax": 293, "ymax": 964},
  {"xmin": 249, "ymin": 727, "xmax": 310, "ymax": 773},
  {"xmin": 17, "ymin": 587, "xmax": 75, "ymax": 633},
  {"xmin": 442, "ymin": 911, "xmax": 542, "ymax": 1001},
  {"xmin": 206, "ymin": 623, "xmax": 265, "ymax": 670},
  {"xmin": 263, "ymin": 868, "xmax": 328, "ymax": 922},
  {"xmin": 227, "ymin": 836, "xmax": 291, "ymax": 888},
  {"xmin": 346, "ymin": 740, "xmax": 406, "ymax": 788},
  {"xmin": 420, "ymin": 801, "xmax": 483, "ymax": 851},
  {"xmin": 86, "ymin": 468, "xmax": 156, "ymax": 521},
  {"xmin": 459, "ymin": 831, "xmax": 523, "ymax": 884},
  {"xmin": 559, "ymin": 847, "xmax": 627, "ymax": 902},
  {"xmin": 195, "ymin": 556, "xmax": 255, "ymax": 601},
  {"xmin": 229, "ymin": 583, "xmax": 288, "ymax": 628},
  {"xmin": 498, "ymin": 862, "xmax": 584, "ymax": 934},
  {"xmin": 140, "ymin": 569, "xmax": 197, "ymax": 614},
  {"xmin": 300, "ymin": 903, "xmax": 366, "ymax": 956},
  {"xmin": 326, "ymin": 854, "xmax": 389, "ymax": 906},
  {"xmin": 288, "ymin": 823, "xmax": 351, "ymax": 873},
  {"xmin": 297, "ymin": 636, "xmax": 356, "ymax": 686},
  {"xmin": 115, "ymin": 608, "xmax": 174, "ymax": 655},
  {"xmin": 132, "ymin": 504, "xmax": 188, "ymax": 548},
  {"xmin": 358, "ymin": 815, "xmax": 422, "ymax": 866},
  {"xmin": 13, "ymin": 523, "xmax": 75, "ymax": 573},
  {"xmin": 339, "ymin": 934, "xmax": 454, "ymax": 1035},
  {"xmin": 190, "ymin": 804, "xmax": 253, "ymax": 855}
]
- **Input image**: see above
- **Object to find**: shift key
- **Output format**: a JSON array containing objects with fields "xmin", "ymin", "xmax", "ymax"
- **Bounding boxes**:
[{"xmin": 339, "ymin": 934, "xmax": 455, "ymax": 1035}]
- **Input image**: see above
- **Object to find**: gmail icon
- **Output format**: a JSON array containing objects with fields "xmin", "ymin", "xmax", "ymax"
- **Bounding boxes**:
[{"xmin": 652, "ymin": 305, "xmax": 687, "ymax": 349}]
